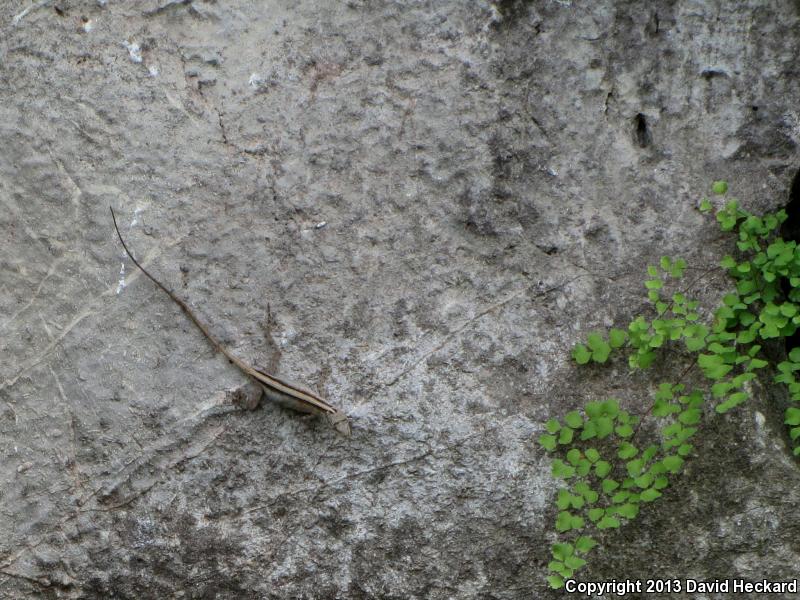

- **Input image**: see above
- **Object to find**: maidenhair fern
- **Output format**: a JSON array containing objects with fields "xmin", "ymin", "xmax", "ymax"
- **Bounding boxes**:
[{"xmin": 540, "ymin": 181, "xmax": 800, "ymax": 589}]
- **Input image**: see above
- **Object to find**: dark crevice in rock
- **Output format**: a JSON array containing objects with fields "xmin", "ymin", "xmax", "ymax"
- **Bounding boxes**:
[
  {"xmin": 633, "ymin": 113, "xmax": 651, "ymax": 148},
  {"xmin": 781, "ymin": 168, "xmax": 800, "ymax": 354},
  {"xmin": 701, "ymin": 68, "xmax": 729, "ymax": 80},
  {"xmin": 780, "ymin": 168, "xmax": 800, "ymax": 242}
]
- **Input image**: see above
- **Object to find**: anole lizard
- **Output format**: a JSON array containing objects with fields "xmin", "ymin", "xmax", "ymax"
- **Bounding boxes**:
[{"xmin": 110, "ymin": 207, "xmax": 350, "ymax": 436}]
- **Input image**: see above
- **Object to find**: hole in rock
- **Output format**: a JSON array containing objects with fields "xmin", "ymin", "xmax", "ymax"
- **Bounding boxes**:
[{"xmin": 634, "ymin": 113, "xmax": 651, "ymax": 148}]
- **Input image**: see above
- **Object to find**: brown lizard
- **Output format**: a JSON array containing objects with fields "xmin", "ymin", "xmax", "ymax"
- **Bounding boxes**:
[{"xmin": 110, "ymin": 207, "xmax": 350, "ymax": 436}]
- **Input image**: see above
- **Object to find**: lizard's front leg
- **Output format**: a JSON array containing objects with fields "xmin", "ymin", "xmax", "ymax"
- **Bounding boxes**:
[{"xmin": 227, "ymin": 381, "xmax": 263, "ymax": 410}]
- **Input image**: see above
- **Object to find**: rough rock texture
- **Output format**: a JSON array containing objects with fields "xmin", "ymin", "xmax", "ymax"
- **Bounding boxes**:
[{"xmin": 1, "ymin": 0, "xmax": 799, "ymax": 598}]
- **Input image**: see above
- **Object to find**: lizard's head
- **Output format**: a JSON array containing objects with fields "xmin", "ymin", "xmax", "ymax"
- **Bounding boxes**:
[{"xmin": 326, "ymin": 410, "xmax": 351, "ymax": 437}]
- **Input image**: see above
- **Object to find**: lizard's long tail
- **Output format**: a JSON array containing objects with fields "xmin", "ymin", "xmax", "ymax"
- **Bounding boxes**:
[{"xmin": 110, "ymin": 206, "xmax": 245, "ymax": 369}]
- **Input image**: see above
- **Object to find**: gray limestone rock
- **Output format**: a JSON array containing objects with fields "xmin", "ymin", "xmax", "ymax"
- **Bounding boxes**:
[{"xmin": 1, "ymin": 0, "xmax": 799, "ymax": 598}]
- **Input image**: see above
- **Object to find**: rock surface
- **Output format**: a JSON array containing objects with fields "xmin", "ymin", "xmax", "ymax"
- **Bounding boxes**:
[{"xmin": 0, "ymin": 0, "xmax": 799, "ymax": 598}]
